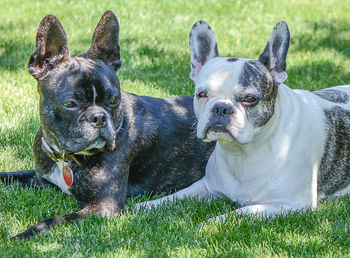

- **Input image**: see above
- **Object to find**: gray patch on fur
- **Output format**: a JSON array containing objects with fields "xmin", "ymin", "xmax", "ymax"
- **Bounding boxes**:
[
  {"xmin": 257, "ymin": 21, "xmax": 290, "ymax": 74},
  {"xmin": 239, "ymin": 61, "xmax": 269, "ymax": 89},
  {"xmin": 271, "ymin": 35, "xmax": 286, "ymax": 72},
  {"xmin": 314, "ymin": 89, "xmax": 349, "ymax": 104},
  {"xmin": 318, "ymin": 106, "xmax": 350, "ymax": 195},
  {"xmin": 195, "ymin": 34, "xmax": 213, "ymax": 65},
  {"xmin": 190, "ymin": 21, "xmax": 219, "ymax": 66},
  {"xmin": 238, "ymin": 60, "xmax": 277, "ymax": 127}
]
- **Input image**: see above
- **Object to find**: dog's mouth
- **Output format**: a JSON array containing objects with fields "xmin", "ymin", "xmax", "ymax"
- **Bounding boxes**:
[
  {"xmin": 75, "ymin": 138, "xmax": 107, "ymax": 155},
  {"xmin": 43, "ymin": 136, "xmax": 109, "ymax": 158},
  {"xmin": 203, "ymin": 123, "xmax": 234, "ymax": 141}
]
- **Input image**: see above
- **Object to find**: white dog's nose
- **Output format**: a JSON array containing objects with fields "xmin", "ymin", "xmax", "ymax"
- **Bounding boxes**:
[{"xmin": 212, "ymin": 103, "xmax": 233, "ymax": 116}]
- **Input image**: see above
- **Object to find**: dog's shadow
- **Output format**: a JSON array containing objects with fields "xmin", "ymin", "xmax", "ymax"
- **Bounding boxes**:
[{"xmin": 4, "ymin": 196, "xmax": 349, "ymax": 256}]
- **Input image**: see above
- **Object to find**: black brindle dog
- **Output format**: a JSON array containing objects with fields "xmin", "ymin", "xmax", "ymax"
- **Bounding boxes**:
[{"xmin": 0, "ymin": 11, "xmax": 214, "ymax": 239}]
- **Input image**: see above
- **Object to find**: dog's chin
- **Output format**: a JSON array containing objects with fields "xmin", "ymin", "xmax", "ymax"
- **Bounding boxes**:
[
  {"xmin": 202, "ymin": 125, "xmax": 235, "ymax": 142},
  {"xmin": 201, "ymin": 125, "xmax": 253, "ymax": 145},
  {"xmin": 75, "ymin": 138, "xmax": 108, "ymax": 155}
]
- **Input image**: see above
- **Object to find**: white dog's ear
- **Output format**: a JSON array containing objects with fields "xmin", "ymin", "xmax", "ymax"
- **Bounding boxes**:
[
  {"xmin": 258, "ymin": 21, "xmax": 290, "ymax": 84},
  {"xmin": 189, "ymin": 20, "xmax": 219, "ymax": 81}
]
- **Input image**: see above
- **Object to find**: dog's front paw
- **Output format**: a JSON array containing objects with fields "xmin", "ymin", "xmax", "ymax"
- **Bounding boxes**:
[
  {"xmin": 207, "ymin": 214, "xmax": 228, "ymax": 224},
  {"xmin": 234, "ymin": 204, "xmax": 293, "ymax": 217},
  {"xmin": 199, "ymin": 212, "xmax": 232, "ymax": 227},
  {"xmin": 134, "ymin": 201, "xmax": 156, "ymax": 212}
]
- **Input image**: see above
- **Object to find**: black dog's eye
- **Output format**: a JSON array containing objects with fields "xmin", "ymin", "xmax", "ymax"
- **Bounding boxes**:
[
  {"xmin": 196, "ymin": 90, "xmax": 208, "ymax": 99},
  {"xmin": 241, "ymin": 96, "xmax": 258, "ymax": 106},
  {"xmin": 63, "ymin": 101, "xmax": 77, "ymax": 109},
  {"xmin": 110, "ymin": 97, "xmax": 119, "ymax": 106}
]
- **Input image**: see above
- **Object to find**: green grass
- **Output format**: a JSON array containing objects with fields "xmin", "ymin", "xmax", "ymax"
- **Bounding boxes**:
[{"xmin": 1, "ymin": 0, "xmax": 350, "ymax": 256}]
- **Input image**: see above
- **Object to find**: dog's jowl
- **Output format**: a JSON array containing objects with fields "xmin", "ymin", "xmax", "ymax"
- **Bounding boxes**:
[
  {"xmin": 138, "ymin": 20, "xmax": 350, "ymax": 221},
  {"xmin": 0, "ymin": 11, "xmax": 214, "ymax": 239}
]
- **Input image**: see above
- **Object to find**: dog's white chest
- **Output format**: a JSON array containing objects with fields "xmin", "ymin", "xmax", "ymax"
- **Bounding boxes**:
[{"xmin": 42, "ymin": 160, "xmax": 72, "ymax": 195}]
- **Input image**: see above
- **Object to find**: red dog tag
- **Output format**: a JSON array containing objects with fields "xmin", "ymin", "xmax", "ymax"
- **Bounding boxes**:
[{"xmin": 62, "ymin": 166, "xmax": 73, "ymax": 187}]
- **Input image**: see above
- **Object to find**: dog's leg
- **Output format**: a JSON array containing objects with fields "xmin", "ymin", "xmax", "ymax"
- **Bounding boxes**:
[
  {"xmin": 0, "ymin": 170, "xmax": 42, "ymax": 188},
  {"xmin": 235, "ymin": 204, "xmax": 296, "ymax": 216},
  {"xmin": 10, "ymin": 207, "xmax": 91, "ymax": 240},
  {"xmin": 205, "ymin": 204, "xmax": 296, "ymax": 224},
  {"xmin": 135, "ymin": 178, "xmax": 212, "ymax": 210}
]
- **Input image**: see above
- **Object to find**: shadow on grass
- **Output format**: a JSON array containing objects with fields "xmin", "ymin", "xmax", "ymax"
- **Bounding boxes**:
[
  {"xmin": 118, "ymin": 37, "xmax": 194, "ymax": 96},
  {"xmin": 292, "ymin": 19, "xmax": 350, "ymax": 58},
  {"xmin": 0, "ymin": 20, "xmax": 35, "ymax": 72},
  {"xmin": 287, "ymin": 60, "xmax": 350, "ymax": 91},
  {"xmin": 0, "ymin": 40, "xmax": 34, "ymax": 71},
  {"xmin": 3, "ymin": 197, "xmax": 350, "ymax": 256},
  {"xmin": 199, "ymin": 197, "xmax": 350, "ymax": 256},
  {"xmin": 0, "ymin": 118, "xmax": 39, "ymax": 167}
]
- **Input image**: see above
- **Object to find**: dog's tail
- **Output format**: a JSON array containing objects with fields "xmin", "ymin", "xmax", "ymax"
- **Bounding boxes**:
[
  {"xmin": 10, "ymin": 208, "xmax": 91, "ymax": 240},
  {"xmin": 0, "ymin": 170, "xmax": 41, "ymax": 188}
]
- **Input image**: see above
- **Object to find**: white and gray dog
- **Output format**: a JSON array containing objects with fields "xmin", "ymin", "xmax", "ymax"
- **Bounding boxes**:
[{"xmin": 137, "ymin": 20, "xmax": 350, "ymax": 220}]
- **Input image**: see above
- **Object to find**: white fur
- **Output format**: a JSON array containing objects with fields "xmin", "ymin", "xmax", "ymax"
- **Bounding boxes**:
[
  {"xmin": 194, "ymin": 58, "xmax": 258, "ymax": 144},
  {"xmin": 137, "ymin": 81, "xmax": 350, "ymax": 219},
  {"xmin": 136, "ymin": 21, "xmax": 350, "ymax": 222},
  {"xmin": 42, "ymin": 160, "xmax": 72, "ymax": 195}
]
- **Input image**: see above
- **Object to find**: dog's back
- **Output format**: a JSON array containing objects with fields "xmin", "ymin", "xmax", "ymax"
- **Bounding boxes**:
[
  {"xmin": 312, "ymin": 85, "xmax": 350, "ymax": 198},
  {"xmin": 123, "ymin": 93, "xmax": 214, "ymax": 196}
]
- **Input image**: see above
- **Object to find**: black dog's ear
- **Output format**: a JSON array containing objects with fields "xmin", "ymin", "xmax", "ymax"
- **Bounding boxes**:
[
  {"xmin": 258, "ymin": 21, "xmax": 290, "ymax": 85},
  {"xmin": 189, "ymin": 20, "xmax": 219, "ymax": 81},
  {"xmin": 87, "ymin": 10, "xmax": 121, "ymax": 71},
  {"xmin": 28, "ymin": 15, "xmax": 70, "ymax": 80}
]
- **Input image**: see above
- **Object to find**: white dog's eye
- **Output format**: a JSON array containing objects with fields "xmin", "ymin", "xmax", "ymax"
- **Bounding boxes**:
[
  {"xmin": 196, "ymin": 90, "xmax": 208, "ymax": 99},
  {"xmin": 241, "ymin": 96, "xmax": 258, "ymax": 106}
]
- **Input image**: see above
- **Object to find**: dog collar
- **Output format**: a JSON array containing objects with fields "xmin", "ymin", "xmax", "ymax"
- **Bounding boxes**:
[
  {"xmin": 41, "ymin": 137, "xmax": 59, "ymax": 162},
  {"xmin": 41, "ymin": 137, "xmax": 78, "ymax": 162},
  {"xmin": 41, "ymin": 137, "xmax": 74, "ymax": 187}
]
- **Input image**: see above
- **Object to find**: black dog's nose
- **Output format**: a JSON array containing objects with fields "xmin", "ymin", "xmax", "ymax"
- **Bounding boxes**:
[
  {"xmin": 212, "ymin": 103, "xmax": 233, "ymax": 116},
  {"xmin": 89, "ymin": 112, "xmax": 107, "ymax": 128}
]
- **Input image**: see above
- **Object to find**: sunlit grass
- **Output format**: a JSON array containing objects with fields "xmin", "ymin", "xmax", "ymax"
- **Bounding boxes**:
[{"xmin": 1, "ymin": 0, "xmax": 350, "ymax": 256}]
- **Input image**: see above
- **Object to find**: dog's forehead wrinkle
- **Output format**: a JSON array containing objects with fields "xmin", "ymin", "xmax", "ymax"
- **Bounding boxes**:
[
  {"xmin": 73, "ymin": 57, "xmax": 118, "ymax": 99},
  {"xmin": 227, "ymin": 57, "xmax": 239, "ymax": 62},
  {"xmin": 197, "ymin": 57, "xmax": 246, "ymax": 93},
  {"xmin": 47, "ymin": 58, "xmax": 118, "ymax": 106}
]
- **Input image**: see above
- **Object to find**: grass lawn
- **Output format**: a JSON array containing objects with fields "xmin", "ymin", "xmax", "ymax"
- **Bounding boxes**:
[{"xmin": 1, "ymin": 0, "xmax": 350, "ymax": 256}]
